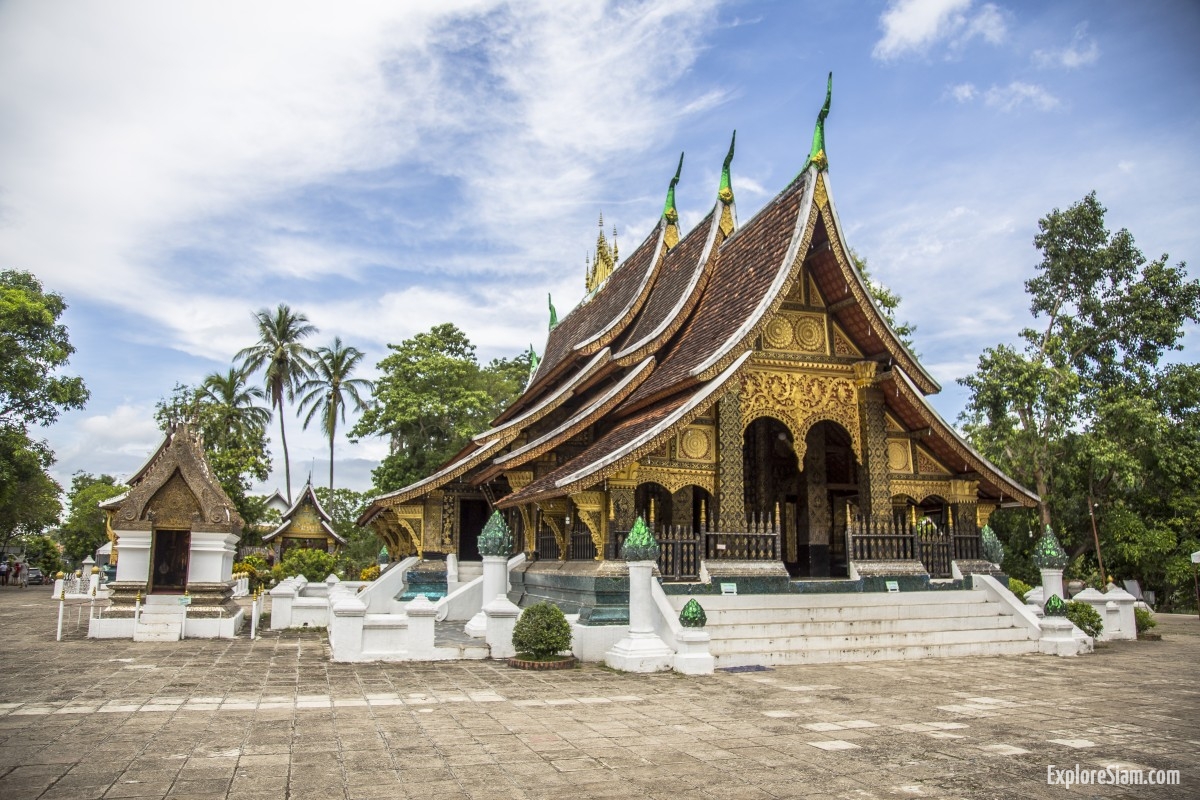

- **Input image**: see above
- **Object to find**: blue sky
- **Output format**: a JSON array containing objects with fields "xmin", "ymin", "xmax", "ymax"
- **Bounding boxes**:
[{"xmin": 1, "ymin": 0, "xmax": 1197, "ymax": 497}]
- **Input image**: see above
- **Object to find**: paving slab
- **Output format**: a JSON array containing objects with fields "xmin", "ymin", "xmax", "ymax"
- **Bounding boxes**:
[{"xmin": 0, "ymin": 589, "xmax": 1196, "ymax": 798}]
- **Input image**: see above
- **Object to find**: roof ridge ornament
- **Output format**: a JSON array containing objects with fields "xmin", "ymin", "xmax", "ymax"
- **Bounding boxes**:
[
  {"xmin": 548, "ymin": 293, "xmax": 558, "ymax": 330},
  {"xmin": 806, "ymin": 72, "xmax": 832, "ymax": 172},
  {"xmin": 718, "ymin": 131, "xmax": 735, "ymax": 204},
  {"xmin": 663, "ymin": 152, "xmax": 684, "ymax": 250}
]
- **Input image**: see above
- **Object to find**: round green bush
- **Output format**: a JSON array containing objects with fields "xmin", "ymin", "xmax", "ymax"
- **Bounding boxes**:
[
  {"xmin": 1134, "ymin": 606, "xmax": 1156, "ymax": 636},
  {"xmin": 1008, "ymin": 577, "xmax": 1033, "ymax": 603},
  {"xmin": 512, "ymin": 602, "xmax": 572, "ymax": 660},
  {"xmin": 1065, "ymin": 600, "xmax": 1103, "ymax": 639},
  {"xmin": 279, "ymin": 547, "xmax": 341, "ymax": 583}
]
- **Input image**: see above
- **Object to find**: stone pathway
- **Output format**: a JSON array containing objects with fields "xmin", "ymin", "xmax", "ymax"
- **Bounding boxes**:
[{"xmin": 0, "ymin": 587, "xmax": 1196, "ymax": 799}]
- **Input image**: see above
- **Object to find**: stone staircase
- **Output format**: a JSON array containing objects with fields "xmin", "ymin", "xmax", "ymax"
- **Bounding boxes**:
[
  {"xmin": 133, "ymin": 595, "xmax": 186, "ymax": 642},
  {"xmin": 675, "ymin": 589, "xmax": 1038, "ymax": 667}
]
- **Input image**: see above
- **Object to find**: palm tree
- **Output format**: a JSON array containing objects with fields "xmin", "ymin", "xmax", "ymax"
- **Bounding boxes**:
[
  {"xmin": 236, "ymin": 304, "xmax": 318, "ymax": 503},
  {"xmin": 199, "ymin": 367, "xmax": 271, "ymax": 445},
  {"xmin": 297, "ymin": 336, "xmax": 372, "ymax": 490}
]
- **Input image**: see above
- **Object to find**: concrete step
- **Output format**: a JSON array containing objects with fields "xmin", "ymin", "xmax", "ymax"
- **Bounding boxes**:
[
  {"xmin": 703, "ymin": 602, "xmax": 1004, "ymax": 625},
  {"xmin": 714, "ymin": 637, "xmax": 1039, "ymax": 667},
  {"xmin": 671, "ymin": 589, "xmax": 988, "ymax": 612},
  {"xmin": 706, "ymin": 614, "xmax": 1018, "ymax": 639},
  {"xmin": 710, "ymin": 624, "xmax": 1031, "ymax": 656},
  {"xmin": 134, "ymin": 621, "xmax": 182, "ymax": 642}
]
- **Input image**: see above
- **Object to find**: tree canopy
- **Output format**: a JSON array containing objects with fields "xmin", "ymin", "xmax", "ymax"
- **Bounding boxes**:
[
  {"xmin": 351, "ymin": 323, "xmax": 531, "ymax": 493},
  {"xmin": 57, "ymin": 473, "xmax": 126, "ymax": 564},
  {"xmin": 959, "ymin": 192, "xmax": 1200, "ymax": 608}
]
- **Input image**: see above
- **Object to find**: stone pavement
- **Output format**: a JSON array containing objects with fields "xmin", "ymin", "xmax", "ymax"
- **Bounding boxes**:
[{"xmin": 0, "ymin": 588, "xmax": 1195, "ymax": 800}]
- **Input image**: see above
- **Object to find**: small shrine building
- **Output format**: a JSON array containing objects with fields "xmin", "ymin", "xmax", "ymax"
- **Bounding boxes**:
[
  {"xmin": 358, "ymin": 76, "xmax": 1037, "ymax": 616},
  {"xmin": 262, "ymin": 479, "xmax": 345, "ymax": 556}
]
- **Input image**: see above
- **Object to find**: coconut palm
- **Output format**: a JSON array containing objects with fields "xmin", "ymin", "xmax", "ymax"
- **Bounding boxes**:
[
  {"xmin": 199, "ymin": 366, "xmax": 271, "ymax": 444},
  {"xmin": 236, "ymin": 304, "xmax": 318, "ymax": 503},
  {"xmin": 297, "ymin": 336, "xmax": 372, "ymax": 490}
]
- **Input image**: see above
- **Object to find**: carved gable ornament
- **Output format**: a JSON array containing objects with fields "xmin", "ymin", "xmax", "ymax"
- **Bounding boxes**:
[
  {"xmin": 112, "ymin": 424, "xmax": 242, "ymax": 534},
  {"xmin": 739, "ymin": 368, "xmax": 862, "ymax": 462}
]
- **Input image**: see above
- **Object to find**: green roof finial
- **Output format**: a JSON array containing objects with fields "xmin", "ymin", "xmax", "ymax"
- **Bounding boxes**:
[
  {"xmin": 477, "ymin": 511, "xmax": 514, "ymax": 557},
  {"xmin": 620, "ymin": 515, "xmax": 660, "ymax": 562},
  {"xmin": 663, "ymin": 152, "xmax": 683, "ymax": 225},
  {"xmin": 719, "ymin": 130, "xmax": 736, "ymax": 204},
  {"xmin": 806, "ymin": 72, "xmax": 832, "ymax": 171},
  {"xmin": 547, "ymin": 293, "xmax": 558, "ymax": 330},
  {"xmin": 526, "ymin": 344, "xmax": 540, "ymax": 381}
]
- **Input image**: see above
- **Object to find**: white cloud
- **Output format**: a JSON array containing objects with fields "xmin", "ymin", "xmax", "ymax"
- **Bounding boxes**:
[
  {"xmin": 947, "ymin": 83, "xmax": 978, "ymax": 102},
  {"xmin": 984, "ymin": 81, "xmax": 1061, "ymax": 112},
  {"xmin": 873, "ymin": 0, "xmax": 1006, "ymax": 61},
  {"xmin": 1034, "ymin": 23, "xmax": 1100, "ymax": 69}
]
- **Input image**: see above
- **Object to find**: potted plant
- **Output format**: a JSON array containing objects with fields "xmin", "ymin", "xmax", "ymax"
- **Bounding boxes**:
[{"xmin": 508, "ymin": 602, "xmax": 575, "ymax": 670}]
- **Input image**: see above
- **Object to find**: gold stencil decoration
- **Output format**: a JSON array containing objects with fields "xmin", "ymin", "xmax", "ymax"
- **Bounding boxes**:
[
  {"xmin": 678, "ymin": 426, "xmax": 714, "ymax": 462},
  {"xmin": 916, "ymin": 449, "xmax": 950, "ymax": 475},
  {"xmin": 740, "ymin": 369, "xmax": 861, "ymax": 461},
  {"xmin": 144, "ymin": 469, "xmax": 200, "ymax": 527},
  {"xmin": 764, "ymin": 316, "xmax": 794, "ymax": 349},
  {"xmin": 886, "ymin": 439, "xmax": 913, "ymax": 472},
  {"xmin": 793, "ymin": 315, "xmax": 826, "ymax": 353},
  {"xmin": 832, "ymin": 327, "xmax": 861, "ymax": 358},
  {"xmin": 813, "ymin": 175, "xmax": 829, "ymax": 210},
  {"xmin": 287, "ymin": 506, "xmax": 325, "ymax": 537}
]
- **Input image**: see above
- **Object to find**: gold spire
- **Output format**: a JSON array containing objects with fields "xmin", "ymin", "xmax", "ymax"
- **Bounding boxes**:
[{"xmin": 585, "ymin": 213, "xmax": 618, "ymax": 294}]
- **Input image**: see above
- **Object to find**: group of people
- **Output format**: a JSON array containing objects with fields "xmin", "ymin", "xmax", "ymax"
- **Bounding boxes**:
[{"xmin": 0, "ymin": 560, "xmax": 26, "ymax": 587}]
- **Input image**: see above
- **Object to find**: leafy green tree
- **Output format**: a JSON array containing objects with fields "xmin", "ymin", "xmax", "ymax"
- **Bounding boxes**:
[
  {"xmin": 298, "ymin": 337, "xmax": 372, "ymax": 490},
  {"xmin": 237, "ymin": 304, "xmax": 318, "ymax": 504},
  {"xmin": 23, "ymin": 534, "xmax": 63, "ymax": 577},
  {"xmin": 352, "ymin": 324, "xmax": 531, "ymax": 493},
  {"xmin": 276, "ymin": 546, "xmax": 340, "ymax": 582},
  {"xmin": 58, "ymin": 473, "xmax": 127, "ymax": 564},
  {"xmin": 0, "ymin": 270, "xmax": 89, "ymax": 428},
  {"xmin": 959, "ymin": 193, "xmax": 1200, "ymax": 609},
  {"xmin": 313, "ymin": 486, "xmax": 376, "ymax": 575},
  {"xmin": 154, "ymin": 381, "xmax": 272, "ymax": 529},
  {"xmin": 0, "ymin": 428, "xmax": 61, "ymax": 553}
]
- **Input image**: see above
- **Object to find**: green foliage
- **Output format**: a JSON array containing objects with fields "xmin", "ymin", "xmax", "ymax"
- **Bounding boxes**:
[
  {"xmin": 0, "ymin": 427, "xmax": 61, "ymax": 552},
  {"xmin": 0, "ymin": 270, "xmax": 89, "ymax": 429},
  {"xmin": 57, "ymin": 473, "xmax": 127, "ymax": 563},
  {"xmin": 23, "ymin": 534, "xmax": 63, "ymax": 577},
  {"xmin": 297, "ymin": 337, "xmax": 371, "ymax": 490},
  {"xmin": 313, "ymin": 487, "xmax": 375, "ymax": 577},
  {"xmin": 352, "ymin": 324, "xmax": 532, "ymax": 493},
  {"xmin": 511, "ymin": 602, "xmax": 573, "ymax": 660},
  {"xmin": 278, "ymin": 547, "xmax": 341, "ymax": 582},
  {"xmin": 1008, "ymin": 577, "xmax": 1033, "ymax": 603},
  {"xmin": 237, "ymin": 303, "xmax": 319, "ymax": 503},
  {"xmin": 1134, "ymin": 607, "xmax": 1156, "ymax": 635},
  {"xmin": 959, "ymin": 193, "xmax": 1200, "ymax": 611},
  {"xmin": 1065, "ymin": 600, "xmax": 1104, "ymax": 639},
  {"xmin": 154, "ymin": 379, "xmax": 271, "ymax": 529}
]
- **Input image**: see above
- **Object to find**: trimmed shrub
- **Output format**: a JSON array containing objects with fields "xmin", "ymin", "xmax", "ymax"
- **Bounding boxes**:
[
  {"xmin": 1066, "ymin": 600, "xmax": 1103, "ymax": 639},
  {"xmin": 360, "ymin": 564, "xmax": 381, "ymax": 582},
  {"xmin": 279, "ymin": 547, "xmax": 340, "ymax": 583},
  {"xmin": 1008, "ymin": 577, "xmax": 1033, "ymax": 603},
  {"xmin": 512, "ymin": 602, "xmax": 572, "ymax": 660},
  {"xmin": 1134, "ymin": 607, "xmax": 1156, "ymax": 636}
]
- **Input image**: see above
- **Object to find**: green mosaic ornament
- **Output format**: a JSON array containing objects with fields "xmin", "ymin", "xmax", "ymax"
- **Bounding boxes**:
[
  {"xmin": 1032, "ymin": 525, "xmax": 1069, "ymax": 570},
  {"xmin": 805, "ymin": 72, "xmax": 832, "ymax": 172},
  {"xmin": 547, "ymin": 294, "xmax": 558, "ymax": 330},
  {"xmin": 663, "ymin": 152, "xmax": 683, "ymax": 224},
  {"xmin": 477, "ymin": 511, "xmax": 514, "ymax": 557},
  {"xmin": 679, "ymin": 598, "xmax": 707, "ymax": 628},
  {"xmin": 718, "ymin": 131, "xmax": 736, "ymax": 204},
  {"xmin": 620, "ymin": 516, "xmax": 660, "ymax": 562},
  {"xmin": 1044, "ymin": 593, "xmax": 1067, "ymax": 616},
  {"xmin": 980, "ymin": 525, "xmax": 1004, "ymax": 565}
]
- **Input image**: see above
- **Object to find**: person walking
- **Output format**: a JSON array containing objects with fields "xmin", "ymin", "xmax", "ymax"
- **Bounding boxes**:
[
  {"xmin": 12, "ymin": 562, "xmax": 22, "ymax": 588},
  {"xmin": 0, "ymin": 559, "xmax": 8, "ymax": 586}
]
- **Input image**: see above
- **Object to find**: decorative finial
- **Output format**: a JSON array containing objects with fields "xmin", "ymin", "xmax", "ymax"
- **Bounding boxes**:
[
  {"xmin": 663, "ymin": 152, "xmax": 683, "ymax": 224},
  {"xmin": 548, "ymin": 293, "xmax": 558, "ymax": 330},
  {"xmin": 719, "ymin": 131, "xmax": 736, "ymax": 204},
  {"xmin": 620, "ymin": 515, "xmax": 660, "ymax": 562},
  {"xmin": 526, "ymin": 344, "xmax": 540, "ymax": 384},
  {"xmin": 587, "ymin": 214, "xmax": 617, "ymax": 293},
  {"xmin": 806, "ymin": 72, "xmax": 832, "ymax": 172},
  {"xmin": 477, "ymin": 511, "xmax": 514, "ymax": 557}
]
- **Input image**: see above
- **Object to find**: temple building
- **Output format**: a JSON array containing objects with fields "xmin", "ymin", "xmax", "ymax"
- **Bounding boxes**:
[
  {"xmin": 93, "ymin": 422, "xmax": 245, "ymax": 639},
  {"xmin": 358, "ymin": 75, "xmax": 1037, "ymax": 620},
  {"xmin": 262, "ymin": 479, "xmax": 345, "ymax": 556}
]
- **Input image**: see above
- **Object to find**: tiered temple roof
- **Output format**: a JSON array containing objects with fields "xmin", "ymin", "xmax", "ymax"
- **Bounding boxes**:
[{"xmin": 359, "ymin": 76, "xmax": 1036, "ymax": 537}]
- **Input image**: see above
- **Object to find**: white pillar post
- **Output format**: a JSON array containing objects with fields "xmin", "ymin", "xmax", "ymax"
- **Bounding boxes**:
[
  {"xmin": 406, "ymin": 595, "xmax": 438, "ymax": 660},
  {"xmin": 604, "ymin": 561, "xmax": 673, "ymax": 672},
  {"xmin": 465, "ymin": 555, "xmax": 507, "ymax": 638},
  {"xmin": 1040, "ymin": 568, "xmax": 1065, "ymax": 608}
]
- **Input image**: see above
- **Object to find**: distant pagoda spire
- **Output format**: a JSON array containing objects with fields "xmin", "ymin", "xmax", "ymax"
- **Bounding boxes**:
[
  {"xmin": 663, "ymin": 152, "xmax": 683, "ymax": 249},
  {"xmin": 548, "ymin": 293, "xmax": 558, "ymax": 330},
  {"xmin": 806, "ymin": 72, "xmax": 832, "ymax": 171},
  {"xmin": 525, "ymin": 343, "xmax": 540, "ymax": 387},
  {"xmin": 585, "ymin": 213, "xmax": 618, "ymax": 294},
  {"xmin": 718, "ymin": 130, "xmax": 737, "ymax": 236}
]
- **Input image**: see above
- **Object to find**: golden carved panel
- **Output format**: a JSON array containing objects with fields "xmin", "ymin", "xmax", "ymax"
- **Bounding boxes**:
[
  {"xmin": 636, "ymin": 466, "xmax": 715, "ymax": 496},
  {"xmin": 915, "ymin": 448, "xmax": 951, "ymax": 475},
  {"xmin": 287, "ymin": 506, "xmax": 325, "ymax": 536},
  {"xmin": 886, "ymin": 439, "xmax": 913, "ymax": 473},
  {"xmin": 145, "ymin": 470, "xmax": 200, "ymax": 528},
  {"xmin": 763, "ymin": 311, "xmax": 827, "ymax": 355},
  {"xmin": 740, "ymin": 369, "xmax": 861, "ymax": 462},
  {"xmin": 677, "ymin": 425, "xmax": 715, "ymax": 463},
  {"xmin": 889, "ymin": 478, "xmax": 952, "ymax": 504}
]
